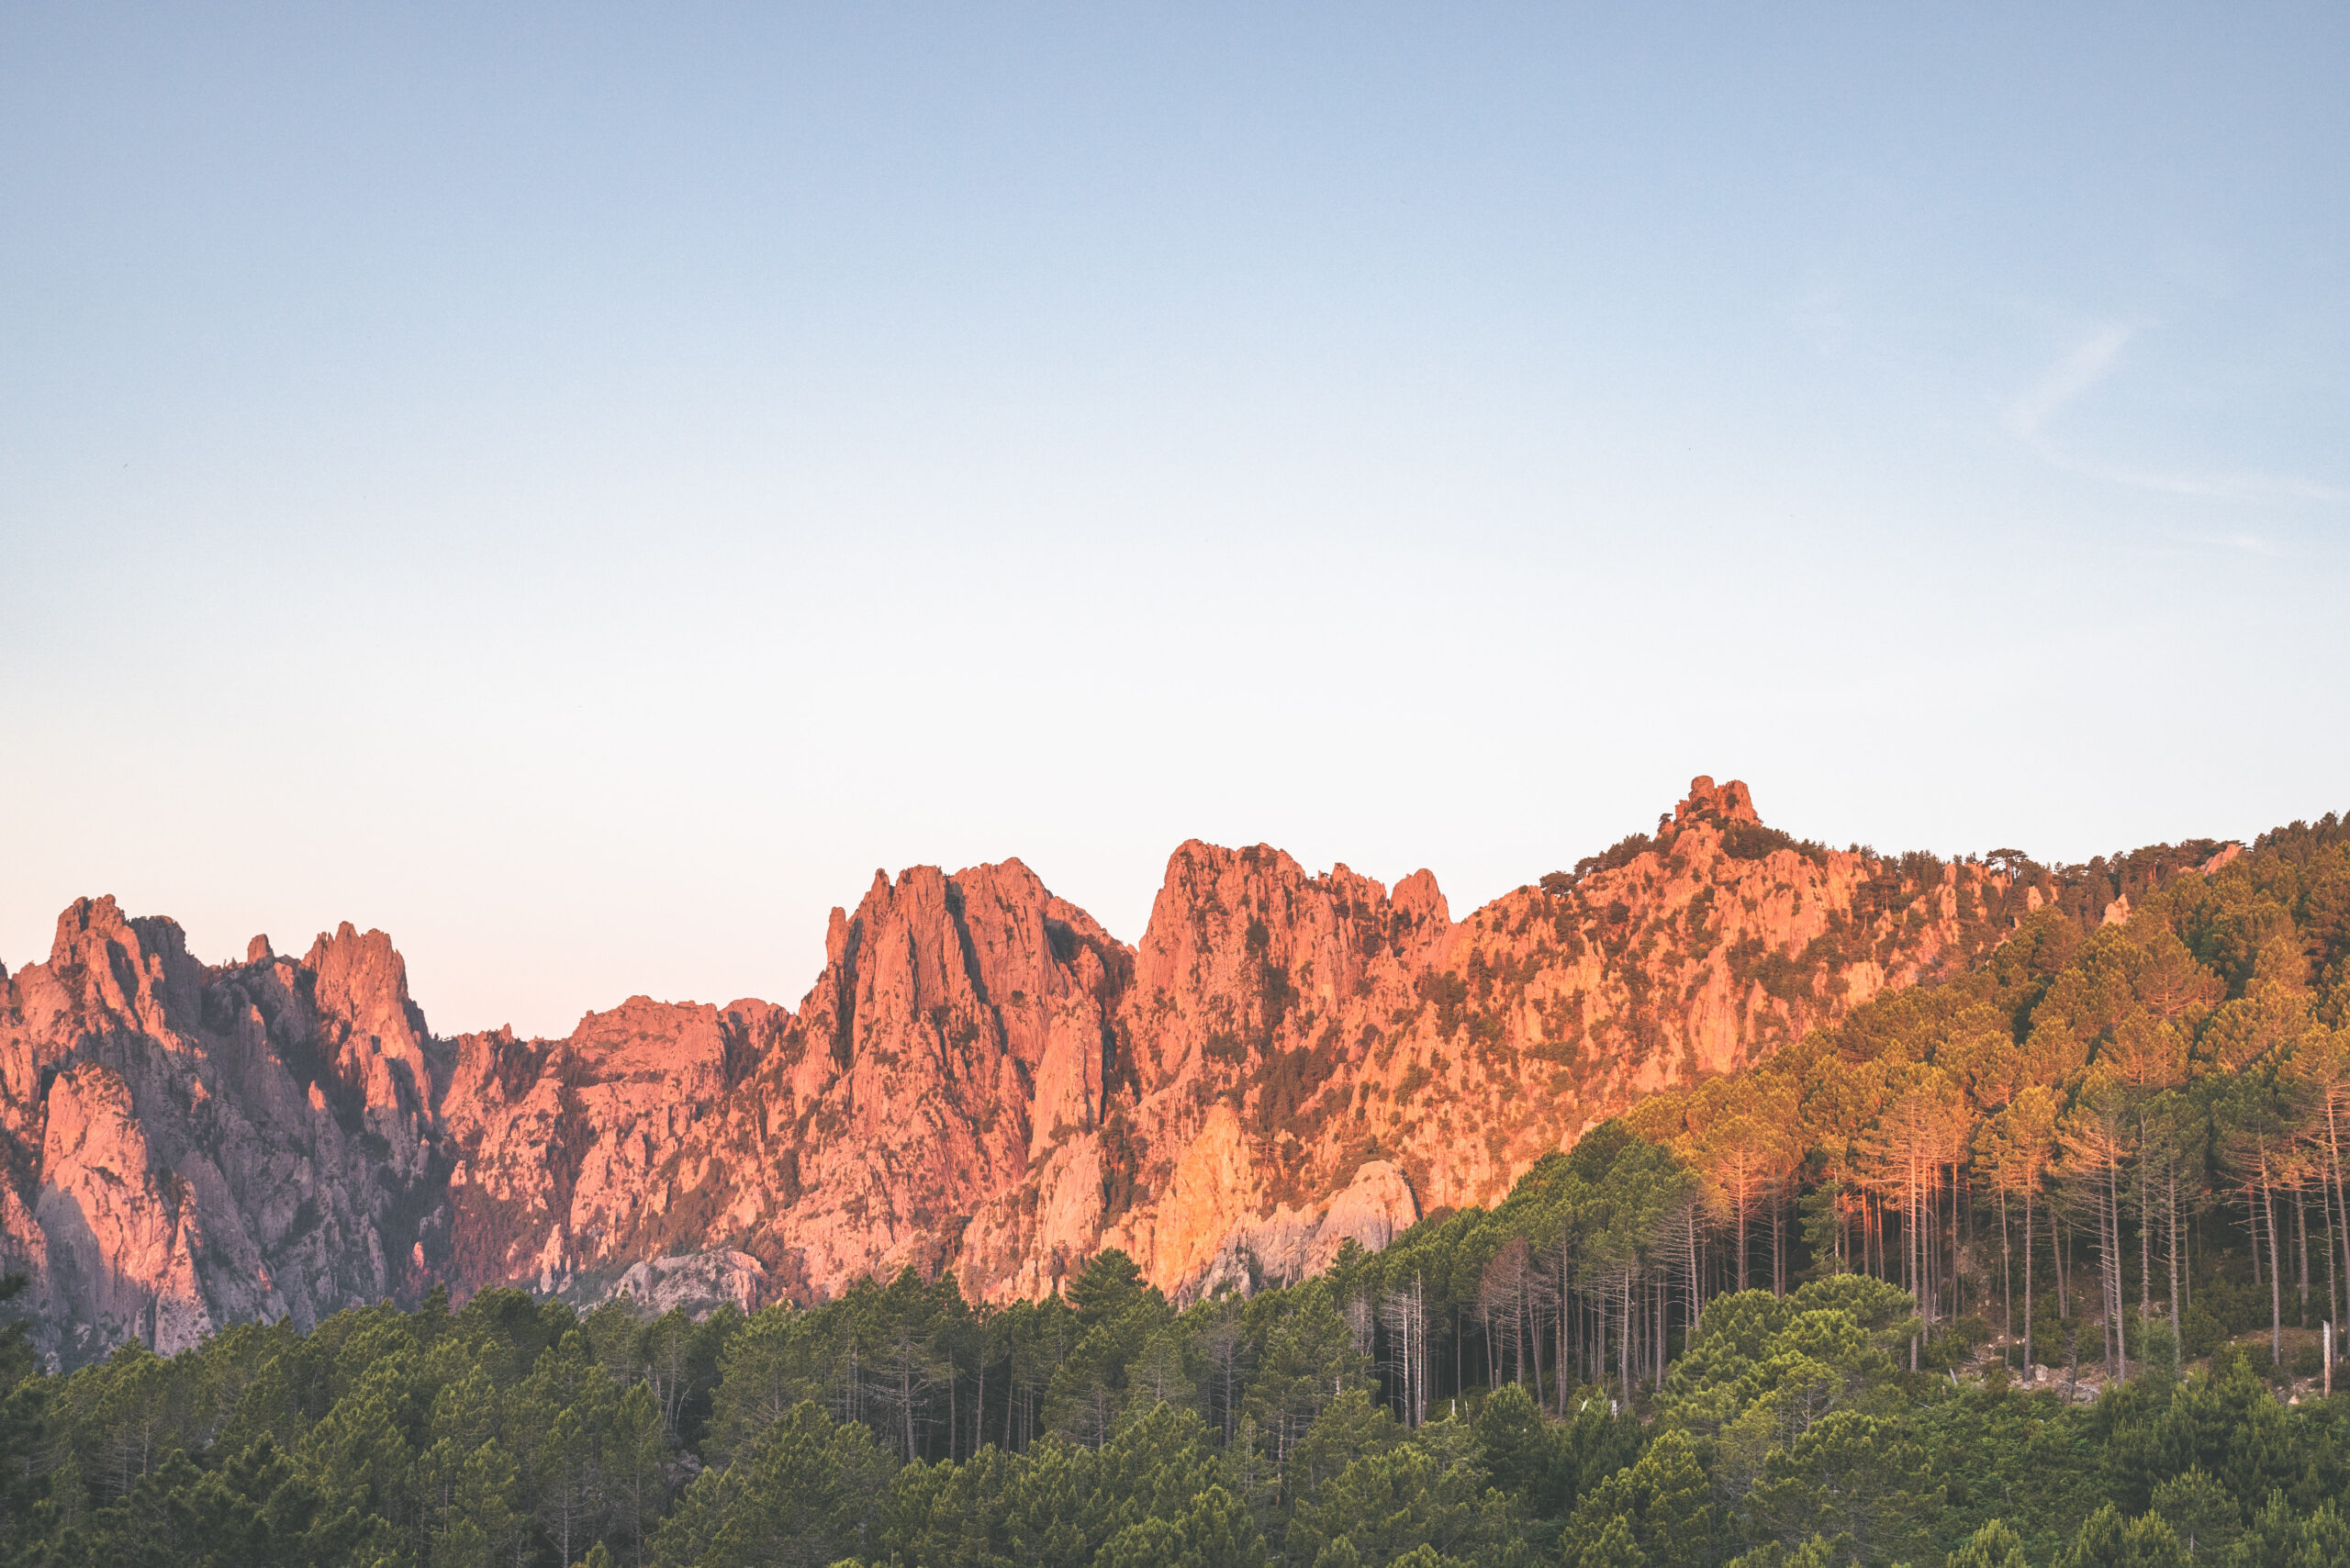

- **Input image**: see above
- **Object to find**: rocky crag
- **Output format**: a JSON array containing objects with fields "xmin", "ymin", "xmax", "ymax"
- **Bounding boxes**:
[
  {"xmin": 3, "ymin": 778, "xmax": 2197, "ymax": 1364},
  {"xmin": 0, "ymin": 905, "xmax": 447, "ymax": 1361}
]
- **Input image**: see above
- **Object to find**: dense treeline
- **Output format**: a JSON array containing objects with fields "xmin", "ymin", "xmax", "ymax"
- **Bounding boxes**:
[
  {"xmin": 1, "ymin": 816, "xmax": 2346, "ymax": 1568},
  {"xmin": 1625, "ymin": 812, "xmax": 2350, "ymax": 1386},
  {"xmin": 4, "ymin": 1243, "xmax": 2345, "ymax": 1567}
]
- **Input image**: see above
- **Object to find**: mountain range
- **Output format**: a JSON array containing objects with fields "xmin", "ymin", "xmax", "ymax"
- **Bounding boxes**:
[{"xmin": 0, "ymin": 778, "xmax": 2227, "ymax": 1366}]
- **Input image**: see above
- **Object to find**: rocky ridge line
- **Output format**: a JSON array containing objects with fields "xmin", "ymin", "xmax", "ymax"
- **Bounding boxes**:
[{"xmin": 6, "ymin": 778, "xmax": 2171, "ymax": 1364}]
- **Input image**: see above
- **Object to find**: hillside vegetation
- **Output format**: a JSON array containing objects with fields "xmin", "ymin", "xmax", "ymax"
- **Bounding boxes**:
[{"xmin": 2, "ymin": 812, "xmax": 2347, "ymax": 1567}]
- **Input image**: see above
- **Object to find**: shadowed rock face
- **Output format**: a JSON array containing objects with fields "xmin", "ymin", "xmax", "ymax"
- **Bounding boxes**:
[
  {"xmin": 2, "ymin": 780, "xmax": 2062, "ymax": 1361},
  {"xmin": 0, "ymin": 897, "xmax": 449, "ymax": 1363}
]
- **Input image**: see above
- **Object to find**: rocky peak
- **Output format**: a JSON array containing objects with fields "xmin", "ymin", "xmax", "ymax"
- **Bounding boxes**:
[
  {"xmin": 431, "ymin": 857, "xmax": 1141, "ymax": 1312},
  {"xmin": 292, "ymin": 923, "xmax": 435, "ymax": 1177},
  {"xmin": 1674, "ymin": 774, "xmax": 1759, "ymax": 826},
  {"xmin": 1131, "ymin": 843, "xmax": 1445, "ymax": 1045},
  {"xmin": 44, "ymin": 895, "xmax": 204, "ymax": 1036},
  {"xmin": 302, "ymin": 923, "xmax": 429, "ymax": 1056},
  {"xmin": 1387, "ymin": 868, "xmax": 1451, "ymax": 966},
  {"xmin": 5, "ymin": 898, "xmax": 446, "ymax": 1367},
  {"xmin": 48, "ymin": 893, "xmax": 130, "ymax": 968},
  {"xmin": 1084, "ymin": 844, "xmax": 1460, "ymax": 1291},
  {"xmin": 815, "ymin": 865, "xmax": 994, "ymax": 1073},
  {"xmin": 794, "ymin": 860, "xmax": 1122, "ymax": 1083}
]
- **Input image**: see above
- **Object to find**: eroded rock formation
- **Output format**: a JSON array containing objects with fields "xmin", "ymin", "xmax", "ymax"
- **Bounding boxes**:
[{"xmin": 0, "ymin": 898, "xmax": 447, "ymax": 1361}]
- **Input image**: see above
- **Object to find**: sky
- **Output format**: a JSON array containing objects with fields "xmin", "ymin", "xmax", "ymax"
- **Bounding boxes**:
[{"xmin": 3, "ymin": 6, "xmax": 2345, "ymax": 1038}]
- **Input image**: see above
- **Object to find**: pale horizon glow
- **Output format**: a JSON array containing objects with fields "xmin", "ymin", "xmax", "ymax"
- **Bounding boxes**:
[{"xmin": 4, "ymin": 6, "xmax": 2345, "ymax": 1036}]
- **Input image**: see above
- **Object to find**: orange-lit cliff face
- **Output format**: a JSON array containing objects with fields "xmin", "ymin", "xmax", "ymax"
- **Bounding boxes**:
[{"xmin": 0, "ymin": 780, "xmax": 2050, "ymax": 1361}]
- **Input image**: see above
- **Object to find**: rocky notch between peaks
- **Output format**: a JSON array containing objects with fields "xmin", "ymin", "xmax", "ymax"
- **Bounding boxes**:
[{"xmin": 0, "ymin": 778, "xmax": 2204, "ymax": 1365}]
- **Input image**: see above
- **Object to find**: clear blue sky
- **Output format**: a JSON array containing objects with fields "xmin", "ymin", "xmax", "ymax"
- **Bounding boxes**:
[{"xmin": 4, "ymin": 6, "xmax": 2344, "ymax": 1036}]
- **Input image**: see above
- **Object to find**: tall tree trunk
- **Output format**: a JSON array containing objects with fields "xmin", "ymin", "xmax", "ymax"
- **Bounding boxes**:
[
  {"xmin": 1905, "ymin": 1163, "xmax": 1919, "ymax": 1370},
  {"xmin": 1907, "ymin": 1161, "xmax": 1918, "ymax": 1307},
  {"xmin": 2325, "ymin": 1168, "xmax": 2343, "ymax": 1332},
  {"xmin": 2023, "ymin": 1182, "xmax": 2037, "ymax": 1379},
  {"xmin": 2139, "ymin": 1128, "xmax": 2154, "ymax": 1345},
  {"xmin": 1773, "ymin": 1187, "xmax": 1785, "ymax": 1297},
  {"xmin": 2325, "ymin": 1095, "xmax": 2350, "ymax": 1336},
  {"xmin": 1528, "ymin": 1277, "xmax": 1544, "ymax": 1406},
  {"xmin": 1686, "ymin": 1208, "xmax": 1702, "ymax": 1333},
  {"xmin": 1593, "ymin": 1292, "xmax": 1604, "ymax": 1395},
  {"xmin": 2262, "ymin": 1154, "xmax": 2284, "ymax": 1366},
  {"xmin": 2296, "ymin": 1184, "xmax": 2311, "ymax": 1326},
  {"xmin": 1516, "ymin": 1271, "xmax": 1529, "ymax": 1388},
  {"xmin": 1400, "ymin": 1279, "xmax": 1419, "ymax": 1428},
  {"xmin": 1923, "ymin": 1159, "xmax": 1937, "ymax": 1328},
  {"xmin": 1557, "ymin": 1256, "xmax": 1572, "ymax": 1415},
  {"xmin": 1655, "ymin": 1270, "xmax": 1667, "ymax": 1386},
  {"xmin": 1999, "ymin": 1186, "xmax": 2014, "ymax": 1360},
  {"xmin": 2168, "ymin": 1164, "xmax": 2183, "ymax": 1365},
  {"xmin": 2107, "ymin": 1158, "xmax": 2127, "ymax": 1381},
  {"xmin": 2054, "ymin": 1210, "xmax": 2071, "ymax": 1318},
  {"xmin": 1949, "ymin": 1162, "xmax": 1960, "ymax": 1324},
  {"xmin": 2249, "ymin": 1175, "xmax": 2263, "ymax": 1284},
  {"xmin": 1737, "ymin": 1189, "xmax": 1751, "ymax": 1292},
  {"xmin": 1619, "ymin": 1270, "xmax": 1632, "ymax": 1399},
  {"xmin": 901, "ymin": 1351, "xmax": 915, "ymax": 1461}
]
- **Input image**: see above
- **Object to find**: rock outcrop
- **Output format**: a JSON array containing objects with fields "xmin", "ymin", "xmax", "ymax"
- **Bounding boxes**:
[
  {"xmin": 0, "ymin": 898, "xmax": 448, "ymax": 1362},
  {"xmin": 5, "ymin": 779, "xmax": 2126, "ymax": 1362}
]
